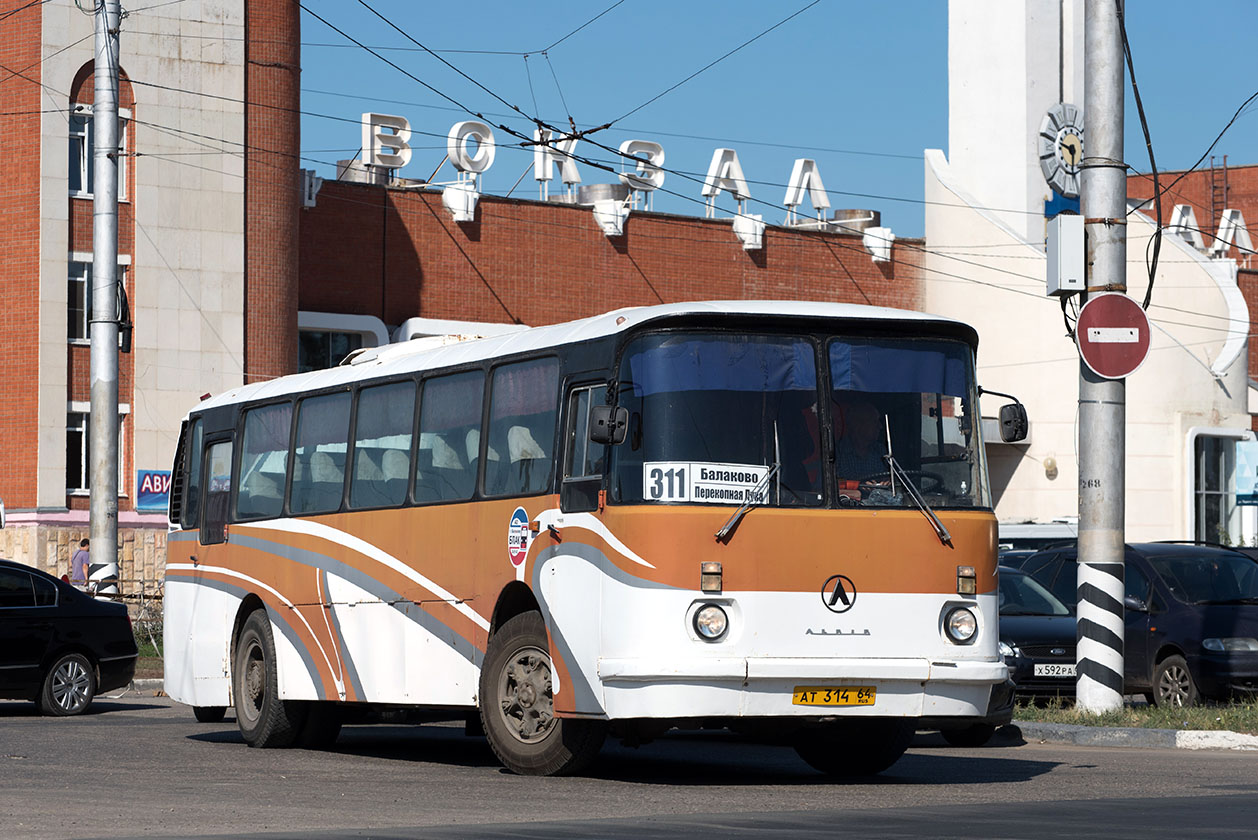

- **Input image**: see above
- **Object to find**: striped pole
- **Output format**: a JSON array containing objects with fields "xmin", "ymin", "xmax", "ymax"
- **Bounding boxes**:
[
  {"xmin": 1075, "ymin": 0, "xmax": 1126, "ymax": 713},
  {"xmin": 1076, "ymin": 528, "xmax": 1126, "ymax": 708}
]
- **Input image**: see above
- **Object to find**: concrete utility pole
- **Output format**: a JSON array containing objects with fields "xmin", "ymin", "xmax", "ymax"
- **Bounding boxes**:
[
  {"xmin": 1076, "ymin": 0, "xmax": 1127, "ymax": 713},
  {"xmin": 89, "ymin": 0, "xmax": 122, "ymax": 596}
]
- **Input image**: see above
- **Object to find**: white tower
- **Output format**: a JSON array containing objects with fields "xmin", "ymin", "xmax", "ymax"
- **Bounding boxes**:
[{"xmin": 947, "ymin": 0, "xmax": 1084, "ymax": 242}]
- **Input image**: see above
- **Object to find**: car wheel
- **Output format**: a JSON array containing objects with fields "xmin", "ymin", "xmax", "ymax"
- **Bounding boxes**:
[
  {"xmin": 941, "ymin": 723, "xmax": 996, "ymax": 748},
  {"xmin": 232, "ymin": 609, "xmax": 306, "ymax": 747},
  {"xmin": 193, "ymin": 706, "xmax": 227, "ymax": 723},
  {"xmin": 478, "ymin": 611, "xmax": 607, "ymax": 776},
  {"xmin": 1153, "ymin": 654, "xmax": 1198, "ymax": 708},
  {"xmin": 793, "ymin": 719, "xmax": 915, "ymax": 776},
  {"xmin": 38, "ymin": 652, "xmax": 96, "ymax": 716}
]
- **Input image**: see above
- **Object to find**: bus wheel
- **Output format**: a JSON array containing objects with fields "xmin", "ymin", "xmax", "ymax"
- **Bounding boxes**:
[
  {"xmin": 478, "ymin": 611, "xmax": 606, "ymax": 776},
  {"xmin": 793, "ymin": 719, "xmax": 914, "ymax": 776},
  {"xmin": 193, "ymin": 706, "xmax": 227, "ymax": 723},
  {"xmin": 941, "ymin": 723, "xmax": 996, "ymax": 748},
  {"xmin": 295, "ymin": 702, "xmax": 343, "ymax": 749},
  {"xmin": 233, "ymin": 610, "xmax": 306, "ymax": 748}
]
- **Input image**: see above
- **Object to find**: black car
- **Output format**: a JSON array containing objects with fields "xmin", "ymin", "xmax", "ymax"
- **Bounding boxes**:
[
  {"xmin": 1020, "ymin": 543, "xmax": 1258, "ymax": 706},
  {"xmin": 997, "ymin": 549, "xmax": 1038, "ymax": 570},
  {"xmin": 998, "ymin": 565, "xmax": 1077, "ymax": 699},
  {"xmin": 0, "ymin": 559, "xmax": 138, "ymax": 715}
]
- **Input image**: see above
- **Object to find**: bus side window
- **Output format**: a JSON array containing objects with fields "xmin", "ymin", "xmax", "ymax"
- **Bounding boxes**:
[
  {"xmin": 484, "ymin": 358, "xmax": 560, "ymax": 498},
  {"xmin": 290, "ymin": 391, "xmax": 351, "ymax": 515},
  {"xmin": 236, "ymin": 403, "xmax": 292, "ymax": 521},
  {"xmin": 179, "ymin": 418, "xmax": 204, "ymax": 530},
  {"xmin": 561, "ymin": 384, "xmax": 607, "ymax": 513},
  {"xmin": 349, "ymin": 381, "xmax": 416, "ymax": 510},
  {"xmin": 416, "ymin": 370, "xmax": 484, "ymax": 504},
  {"xmin": 201, "ymin": 441, "xmax": 233, "ymax": 546}
]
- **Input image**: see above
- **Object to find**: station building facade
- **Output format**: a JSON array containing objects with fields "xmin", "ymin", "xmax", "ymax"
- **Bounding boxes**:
[{"xmin": 0, "ymin": 0, "xmax": 917, "ymax": 582}]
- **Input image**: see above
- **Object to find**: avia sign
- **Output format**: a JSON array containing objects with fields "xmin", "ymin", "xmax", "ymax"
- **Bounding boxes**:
[{"xmin": 360, "ymin": 113, "xmax": 832, "ymax": 217}]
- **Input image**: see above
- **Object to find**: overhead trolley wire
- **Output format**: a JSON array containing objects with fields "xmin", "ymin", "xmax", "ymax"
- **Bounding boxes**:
[
  {"xmin": 0, "ymin": 0, "xmax": 48, "ymax": 23},
  {"xmin": 1118, "ymin": 0, "xmax": 1163, "ymax": 310},
  {"xmin": 13, "ymin": 5, "xmax": 1244, "ymax": 343},
  {"xmin": 264, "ymin": 6, "xmax": 1257, "ymax": 332},
  {"xmin": 607, "ymin": 0, "xmax": 821, "ymax": 125}
]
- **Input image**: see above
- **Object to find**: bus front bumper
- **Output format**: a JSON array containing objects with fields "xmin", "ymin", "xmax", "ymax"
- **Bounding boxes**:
[{"xmin": 595, "ymin": 657, "xmax": 1007, "ymax": 720}]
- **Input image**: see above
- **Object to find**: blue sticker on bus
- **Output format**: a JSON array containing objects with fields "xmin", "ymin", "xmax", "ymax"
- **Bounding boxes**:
[{"xmin": 508, "ymin": 506, "xmax": 530, "ymax": 567}]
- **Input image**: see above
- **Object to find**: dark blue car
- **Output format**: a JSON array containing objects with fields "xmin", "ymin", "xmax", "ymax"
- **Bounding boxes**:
[
  {"xmin": 1019, "ymin": 543, "xmax": 1258, "ymax": 706},
  {"xmin": 998, "ymin": 566, "xmax": 1077, "ymax": 699}
]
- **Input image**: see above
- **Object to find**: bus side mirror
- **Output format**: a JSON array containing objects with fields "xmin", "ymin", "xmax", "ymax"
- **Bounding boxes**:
[
  {"xmin": 982, "ymin": 387, "xmax": 1029, "ymax": 443},
  {"xmin": 589, "ymin": 405, "xmax": 628, "ymax": 445},
  {"xmin": 999, "ymin": 403, "xmax": 1028, "ymax": 443}
]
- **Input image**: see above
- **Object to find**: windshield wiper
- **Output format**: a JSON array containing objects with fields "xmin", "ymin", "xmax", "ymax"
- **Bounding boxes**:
[
  {"xmin": 715, "ymin": 423, "xmax": 782, "ymax": 543},
  {"xmin": 1195, "ymin": 597, "xmax": 1258, "ymax": 605},
  {"xmin": 715, "ymin": 463, "xmax": 778, "ymax": 542},
  {"xmin": 881, "ymin": 415, "xmax": 952, "ymax": 547}
]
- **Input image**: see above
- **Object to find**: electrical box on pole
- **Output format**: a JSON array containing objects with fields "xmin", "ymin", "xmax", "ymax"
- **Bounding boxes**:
[{"xmin": 1047, "ymin": 214, "xmax": 1085, "ymax": 296}]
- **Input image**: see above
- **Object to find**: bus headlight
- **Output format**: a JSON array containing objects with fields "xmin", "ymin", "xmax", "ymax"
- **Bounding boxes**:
[
  {"xmin": 694, "ymin": 604, "xmax": 728, "ymax": 641},
  {"xmin": 945, "ymin": 607, "xmax": 978, "ymax": 644}
]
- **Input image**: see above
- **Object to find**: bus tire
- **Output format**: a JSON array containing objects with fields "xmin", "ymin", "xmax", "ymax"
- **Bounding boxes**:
[
  {"xmin": 940, "ymin": 723, "xmax": 996, "ymax": 748},
  {"xmin": 233, "ymin": 609, "xmax": 306, "ymax": 748},
  {"xmin": 478, "ymin": 611, "xmax": 606, "ymax": 776},
  {"xmin": 295, "ymin": 702, "xmax": 343, "ymax": 749},
  {"xmin": 793, "ymin": 718, "xmax": 914, "ymax": 776},
  {"xmin": 193, "ymin": 706, "xmax": 227, "ymax": 723}
]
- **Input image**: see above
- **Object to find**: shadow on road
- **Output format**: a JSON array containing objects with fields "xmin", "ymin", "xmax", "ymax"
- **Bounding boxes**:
[
  {"xmin": 0, "ymin": 699, "xmax": 160, "ymax": 717},
  {"xmin": 184, "ymin": 721, "xmax": 1060, "ymax": 785}
]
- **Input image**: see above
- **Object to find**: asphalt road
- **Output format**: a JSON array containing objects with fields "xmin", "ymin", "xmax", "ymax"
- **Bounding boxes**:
[{"xmin": 2, "ymin": 693, "xmax": 1257, "ymax": 839}]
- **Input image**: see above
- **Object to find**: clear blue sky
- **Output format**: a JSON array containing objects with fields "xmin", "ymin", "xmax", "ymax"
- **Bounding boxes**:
[{"xmin": 297, "ymin": 1, "xmax": 1258, "ymax": 239}]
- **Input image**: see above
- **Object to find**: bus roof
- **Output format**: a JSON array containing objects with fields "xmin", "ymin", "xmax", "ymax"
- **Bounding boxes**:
[{"xmin": 199, "ymin": 300, "xmax": 975, "ymax": 413}]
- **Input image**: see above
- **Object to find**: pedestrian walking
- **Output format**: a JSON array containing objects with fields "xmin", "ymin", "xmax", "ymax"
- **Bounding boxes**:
[{"xmin": 71, "ymin": 538, "xmax": 90, "ymax": 588}]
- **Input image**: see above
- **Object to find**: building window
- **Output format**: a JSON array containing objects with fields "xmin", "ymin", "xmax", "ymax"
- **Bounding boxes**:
[
  {"xmin": 66, "ymin": 404, "xmax": 128, "ymax": 494},
  {"xmin": 69, "ymin": 111, "xmax": 93, "ymax": 195},
  {"xmin": 297, "ymin": 312, "xmax": 389, "ymax": 372},
  {"xmin": 68, "ymin": 107, "xmax": 129, "ymax": 199},
  {"xmin": 298, "ymin": 330, "xmax": 364, "ymax": 372},
  {"xmin": 68, "ymin": 260, "xmax": 128, "ymax": 344},
  {"xmin": 68, "ymin": 262, "xmax": 91, "ymax": 342},
  {"xmin": 1195, "ymin": 435, "xmax": 1238, "ymax": 543}
]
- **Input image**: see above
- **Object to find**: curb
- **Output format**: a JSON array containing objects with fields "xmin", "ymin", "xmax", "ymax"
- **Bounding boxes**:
[
  {"xmin": 130, "ymin": 678, "xmax": 165, "ymax": 693},
  {"xmin": 1014, "ymin": 720, "xmax": 1258, "ymax": 751}
]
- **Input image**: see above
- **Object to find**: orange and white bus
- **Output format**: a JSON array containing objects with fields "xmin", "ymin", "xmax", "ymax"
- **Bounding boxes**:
[{"xmin": 164, "ymin": 301, "xmax": 1021, "ymax": 776}]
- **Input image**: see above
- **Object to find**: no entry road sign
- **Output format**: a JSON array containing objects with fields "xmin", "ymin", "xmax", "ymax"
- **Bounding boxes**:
[{"xmin": 1075, "ymin": 293, "xmax": 1150, "ymax": 379}]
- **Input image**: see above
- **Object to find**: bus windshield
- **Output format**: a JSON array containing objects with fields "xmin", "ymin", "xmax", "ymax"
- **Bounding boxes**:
[
  {"xmin": 610, "ymin": 331, "xmax": 989, "ymax": 509},
  {"xmin": 830, "ymin": 337, "xmax": 989, "ymax": 509}
]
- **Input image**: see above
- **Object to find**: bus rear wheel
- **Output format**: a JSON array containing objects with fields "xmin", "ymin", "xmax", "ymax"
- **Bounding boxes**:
[
  {"xmin": 793, "ymin": 719, "xmax": 914, "ymax": 776},
  {"xmin": 233, "ymin": 609, "xmax": 306, "ymax": 748},
  {"xmin": 295, "ymin": 701, "xmax": 343, "ymax": 749},
  {"xmin": 478, "ymin": 611, "xmax": 606, "ymax": 776},
  {"xmin": 193, "ymin": 706, "xmax": 226, "ymax": 723}
]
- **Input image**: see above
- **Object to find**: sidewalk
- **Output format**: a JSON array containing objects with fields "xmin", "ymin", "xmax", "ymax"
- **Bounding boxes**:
[{"xmin": 1007, "ymin": 721, "xmax": 1258, "ymax": 751}]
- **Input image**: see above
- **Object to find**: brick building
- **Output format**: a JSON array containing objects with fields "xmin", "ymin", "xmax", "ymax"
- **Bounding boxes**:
[{"xmin": 0, "ymin": 1, "xmax": 917, "ymax": 584}]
